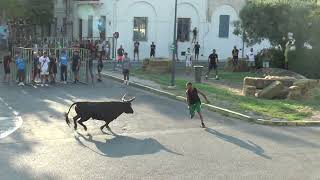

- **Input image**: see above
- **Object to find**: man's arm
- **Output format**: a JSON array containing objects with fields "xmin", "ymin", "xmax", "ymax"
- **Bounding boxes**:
[{"xmin": 198, "ymin": 90, "xmax": 210, "ymax": 104}]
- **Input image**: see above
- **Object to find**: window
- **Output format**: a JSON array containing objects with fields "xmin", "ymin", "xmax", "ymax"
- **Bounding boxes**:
[
  {"xmin": 219, "ymin": 15, "xmax": 230, "ymax": 38},
  {"xmin": 177, "ymin": 18, "xmax": 191, "ymax": 42},
  {"xmin": 88, "ymin": 15, "xmax": 93, "ymax": 38},
  {"xmin": 133, "ymin": 17, "xmax": 148, "ymax": 41}
]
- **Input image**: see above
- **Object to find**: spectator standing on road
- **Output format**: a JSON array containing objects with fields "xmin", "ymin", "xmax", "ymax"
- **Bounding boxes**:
[
  {"xmin": 194, "ymin": 42, "xmax": 200, "ymax": 62},
  {"xmin": 98, "ymin": 40, "xmax": 104, "ymax": 61},
  {"xmin": 186, "ymin": 82, "xmax": 210, "ymax": 128},
  {"xmin": 191, "ymin": 27, "xmax": 198, "ymax": 43},
  {"xmin": 49, "ymin": 53, "xmax": 58, "ymax": 84},
  {"xmin": 246, "ymin": 48, "xmax": 256, "ymax": 70},
  {"xmin": 205, "ymin": 49, "xmax": 219, "ymax": 80},
  {"xmin": 39, "ymin": 52, "xmax": 50, "ymax": 86},
  {"xmin": 232, "ymin": 46, "xmax": 239, "ymax": 66},
  {"xmin": 15, "ymin": 52, "xmax": 25, "ymax": 86},
  {"xmin": 88, "ymin": 53, "xmax": 94, "ymax": 85},
  {"xmin": 133, "ymin": 41, "xmax": 140, "ymax": 61},
  {"xmin": 72, "ymin": 50, "xmax": 81, "ymax": 84},
  {"xmin": 185, "ymin": 48, "xmax": 193, "ymax": 75},
  {"xmin": 32, "ymin": 52, "xmax": 40, "ymax": 83},
  {"xmin": 3, "ymin": 51, "xmax": 12, "ymax": 83},
  {"xmin": 97, "ymin": 52, "xmax": 104, "ymax": 82},
  {"xmin": 117, "ymin": 45, "xmax": 125, "ymax": 62},
  {"xmin": 122, "ymin": 52, "xmax": 131, "ymax": 86},
  {"xmin": 59, "ymin": 50, "xmax": 68, "ymax": 84},
  {"xmin": 105, "ymin": 41, "xmax": 110, "ymax": 60},
  {"xmin": 150, "ymin": 42, "xmax": 156, "ymax": 59}
]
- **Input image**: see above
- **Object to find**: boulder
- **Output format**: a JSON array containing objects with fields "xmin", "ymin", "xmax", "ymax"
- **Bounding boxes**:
[
  {"xmin": 243, "ymin": 85, "xmax": 256, "ymax": 97},
  {"xmin": 265, "ymin": 76, "xmax": 296, "ymax": 87},
  {"xmin": 257, "ymin": 81, "xmax": 285, "ymax": 99},
  {"xmin": 293, "ymin": 79, "xmax": 319, "ymax": 89},
  {"xmin": 287, "ymin": 86, "xmax": 303, "ymax": 100}
]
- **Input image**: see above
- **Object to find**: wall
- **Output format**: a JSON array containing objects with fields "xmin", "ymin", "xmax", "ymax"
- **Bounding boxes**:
[{"xmin": 67, "ymin": 0, "xmax": 269, "ymax": 60}]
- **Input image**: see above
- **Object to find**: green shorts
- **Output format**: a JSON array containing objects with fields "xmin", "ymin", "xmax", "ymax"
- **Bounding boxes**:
[{"xmin": 189, "ymin": 102, "xmax": 201, "ymax": 118}]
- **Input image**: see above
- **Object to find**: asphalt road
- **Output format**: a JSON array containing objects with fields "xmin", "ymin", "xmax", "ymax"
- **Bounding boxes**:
[{"xmin": 0, "ymin": 79, "xmax": 319, "ymax": 180}]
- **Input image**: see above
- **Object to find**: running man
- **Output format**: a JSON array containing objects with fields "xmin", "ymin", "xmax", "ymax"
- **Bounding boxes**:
[
  {"xmin": 72, "ymin": 50, "xmax": 81, "ymax": 84},
  {"xmin": 185, "ymin": 48, "xmax": 193, "ymax": 75},
  {"xmin": 122, "ymin": 52, "xmax": 131, "ymax": 85},
  {"xmin": 3, "ymin": 51, "xmax": 11, "ymax": 83},
  {"xmin": 205, "ymin": 49, "xmax": 219, "ymax": 80},
  {"xmin": 186, "ymin": 82, "xmax": 210, "ymax": 128},
  {"xmin": 39, "ymin": 52, "xmax": 50, "ymax": 86},
  {"xmin": 150, "ymin": 42, "xmax": 156, "ymax": 58},
  {"xmin": 194, "ymin": 42, "xmax": 200, "ymax": 61},
  {"xmin": 59, "ymin": 50, "xmax": 68, "ymax": 84},
  {"xmin": 15, "ymin": 52, "xmax": 25, "ymax": 86}
]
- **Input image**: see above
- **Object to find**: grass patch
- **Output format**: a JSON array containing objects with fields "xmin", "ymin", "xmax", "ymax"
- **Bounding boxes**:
[{"xmin": 131, "ymin": 69, "xmax": 318, "ymax": 121}]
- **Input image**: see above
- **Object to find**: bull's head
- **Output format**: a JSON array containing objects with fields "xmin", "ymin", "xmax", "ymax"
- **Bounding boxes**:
[{"xmin": 122, "ymin": 94, "xmax": 135, "ymax": 114}]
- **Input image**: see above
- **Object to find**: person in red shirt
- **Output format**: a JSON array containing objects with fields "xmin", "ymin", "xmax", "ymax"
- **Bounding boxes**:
[{"xmin": 3, "ymin": 51, "xmax": 12, "ymax": 83}]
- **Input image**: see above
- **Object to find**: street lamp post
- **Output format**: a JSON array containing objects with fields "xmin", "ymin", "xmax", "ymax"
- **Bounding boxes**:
[{"xmin": 170, "ymin": 0, "xmax": 178, "ymax": 87}]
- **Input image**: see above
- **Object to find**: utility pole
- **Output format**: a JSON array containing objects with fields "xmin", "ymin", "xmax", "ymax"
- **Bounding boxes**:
[{"xmin": 170, "ymin": 0, "xmax": 178, "ymax": 87}]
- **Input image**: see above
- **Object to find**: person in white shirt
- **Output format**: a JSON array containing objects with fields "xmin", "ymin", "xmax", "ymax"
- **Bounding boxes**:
[
  {"xmin": 39, "ymin": 51, "xmax": 50, "ymax": 86},
  {"xmin": 246, "ymin": 48, "xmax": 256, "ymax": 69},
  {"xmin": 98, "ymin": 41, "xmax": 104, "ymax": 61},
  {"xmin": 185, "ymin": 48, "xmax": 193, "ymax": 75}
]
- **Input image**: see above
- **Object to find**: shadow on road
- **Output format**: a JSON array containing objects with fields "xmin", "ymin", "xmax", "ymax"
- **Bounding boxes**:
[
  {"xmin": 205, "ymin": 128, "xmax": 272, "ymax": 160},
  {"xmin": 75, "ymin": 132, "xmax": 183, "ymax": 158}
]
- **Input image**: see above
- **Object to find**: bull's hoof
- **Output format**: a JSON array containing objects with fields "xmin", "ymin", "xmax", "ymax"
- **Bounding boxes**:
[{"xmin": 84, "ymin": 127, "xmax": 88, "ymax": 131}]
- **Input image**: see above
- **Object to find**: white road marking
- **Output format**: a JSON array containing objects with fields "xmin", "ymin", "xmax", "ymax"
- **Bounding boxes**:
[{"xmin": 0, "ymin": 97, "xmax": 23, "ymax": 139}]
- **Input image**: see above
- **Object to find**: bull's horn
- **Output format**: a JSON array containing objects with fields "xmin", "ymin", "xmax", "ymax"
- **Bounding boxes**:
[
  {"xmin": 128, "ymin": 97, "xmax": 136, "ymax": 103},
  {"xmin": 122, "ymin": 94, "xmax": 127, "ymax": 102}
]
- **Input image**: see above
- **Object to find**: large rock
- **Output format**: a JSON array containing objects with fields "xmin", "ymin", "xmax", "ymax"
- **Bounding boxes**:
[
  {"xmin": 287, "ymin": 86, "xmax": 303, "ymax": 100},
  {"xmin": 257, "ymin": 81, "xmax": 285, "ymax": 99},
  {"xmin": 243, "ymin": 85, "xmax": 256, "ymax": 97},
  {"xmin": 265, "ymin": 76, "xmax": 296, "ymax": 87},
  {"xmin": 293, "ymin": 79, "xmax": 319, "ymax": 89}
]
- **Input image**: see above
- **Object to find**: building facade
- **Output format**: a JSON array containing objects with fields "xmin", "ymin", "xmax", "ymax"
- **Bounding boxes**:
[{"xmin": 54, "ymin": 0, "xmax": 269, "ymax": 60}]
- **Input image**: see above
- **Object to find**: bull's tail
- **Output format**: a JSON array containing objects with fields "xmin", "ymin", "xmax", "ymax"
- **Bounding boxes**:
[{"xmin": 65, "ymin": 102, "xmax": 77, "ymax": 127}]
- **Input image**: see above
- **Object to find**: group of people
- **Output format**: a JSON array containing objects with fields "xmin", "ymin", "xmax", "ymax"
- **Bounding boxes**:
[{"xmin": 2, "ymin": 49, "xmax": 82, "ymax": 86}]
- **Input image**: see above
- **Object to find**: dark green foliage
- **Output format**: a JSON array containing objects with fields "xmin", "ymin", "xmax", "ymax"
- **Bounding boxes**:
[{"xmin": 288, "ymin": 49, "xmax": 320, "ymax": 79}]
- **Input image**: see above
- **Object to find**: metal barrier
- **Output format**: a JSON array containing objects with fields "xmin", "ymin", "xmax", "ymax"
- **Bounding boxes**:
[{"xmin": 10, "ymin": 47, "xmax": 90, "ymax": 84}]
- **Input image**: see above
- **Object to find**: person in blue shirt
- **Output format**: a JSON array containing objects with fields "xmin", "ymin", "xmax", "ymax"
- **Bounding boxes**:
[
  {"xmin": 15, "ymin": 52, "xmax": 25, "ymax": 86},
  {"xmin": 60, "ymin": 50, "xmax": 68, "ymax": 84}
]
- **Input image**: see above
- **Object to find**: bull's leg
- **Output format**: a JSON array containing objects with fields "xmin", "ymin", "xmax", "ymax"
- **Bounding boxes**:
[
  {"xmin": 100, "ymin": 121, "xmax": 110, "ymax": 131},
  {"xmin": 73, "ymin": 114, "xmax": 80, "ymax": 130},
  {"xmin": 78, "ymin": 117, "xmax": 90, "ymax": 131}
]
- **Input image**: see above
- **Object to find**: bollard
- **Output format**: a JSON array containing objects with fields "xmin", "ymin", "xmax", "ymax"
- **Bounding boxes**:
[{"xmin": 194, "ymin": 65, "xmax": 204, "ymax": 83}]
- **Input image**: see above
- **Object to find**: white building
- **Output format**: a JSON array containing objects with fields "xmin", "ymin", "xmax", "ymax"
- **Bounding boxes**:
[{"xmin": 54, "ymin": 0, "xmax": 268, "ymax": 60}]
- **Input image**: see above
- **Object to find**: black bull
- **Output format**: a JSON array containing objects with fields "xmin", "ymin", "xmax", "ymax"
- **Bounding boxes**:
[{"xmin": 65, "ymin": 100, "xmax": 134, "ymax": 131}]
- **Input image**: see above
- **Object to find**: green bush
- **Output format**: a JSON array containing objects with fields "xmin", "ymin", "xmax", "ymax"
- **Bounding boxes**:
[
  {"xmin": 288, "ymin": 49, "xmax": 320, "ymax": 79},
  {"xmin": 256, "ymin": 48, "xmax": 284, "ymax": 69}
]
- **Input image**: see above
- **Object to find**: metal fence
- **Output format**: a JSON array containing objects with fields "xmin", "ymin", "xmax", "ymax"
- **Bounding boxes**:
[{"xmin": 9, "ymin": 47, "xmax": 90, "ymax": 84}]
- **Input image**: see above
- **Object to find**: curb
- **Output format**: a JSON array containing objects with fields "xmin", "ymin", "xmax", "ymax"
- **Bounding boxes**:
[{"xmin": 102, "ymin": 72, "xmax": 320, "ymax": 126}]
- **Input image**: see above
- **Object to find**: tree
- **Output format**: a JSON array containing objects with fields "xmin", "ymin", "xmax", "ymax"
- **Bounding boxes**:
[{"xmin": 234, "ymin": 0, "xmax": 319, "ymax": 50}]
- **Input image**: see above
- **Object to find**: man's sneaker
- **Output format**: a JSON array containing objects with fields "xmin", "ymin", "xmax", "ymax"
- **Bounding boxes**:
[
  {"xmin": 201, "ymin": 123, "xmax": 206, "ymax": 128},
  {"xmin": 215, "ymin": 75, "xmax": 219, "ymax": 80},
  {"xmin": 18, "ymin": 82, "xmax": 22, "ymax": 86},
  {"xmin": 205, "ymin": 75, "xmax": 208, "ymax": 80},
  {"xmin": 21, "ymin": 82, "xmax": 25, "ymax": 86}
]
